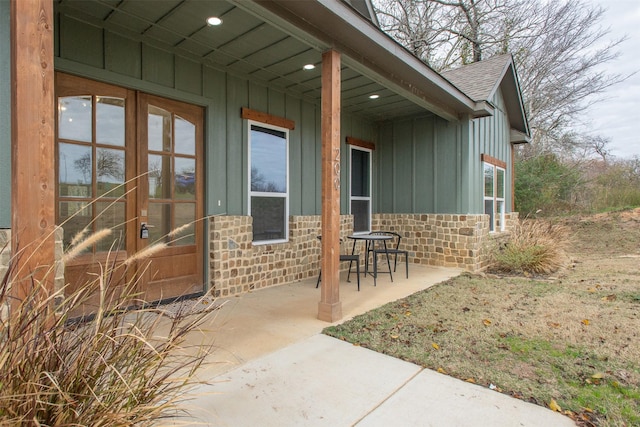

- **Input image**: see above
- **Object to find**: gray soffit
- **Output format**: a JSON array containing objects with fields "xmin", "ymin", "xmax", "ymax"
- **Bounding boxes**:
[
  {"xmin": 55, "ymin": 0, "xmax": 492, "ymax": 122},
  {"xmin": 442, "ymin": 54, "xmax": 530, "ymax": 135}
]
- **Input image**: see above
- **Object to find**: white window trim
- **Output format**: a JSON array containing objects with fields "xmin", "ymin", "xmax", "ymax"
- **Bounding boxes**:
[
  {"xmin": 349, "ymin": 146, "xmax": 372, "ymax": 235},
  {"xmin": 483, "ymin": 162, "xmax": 506, "ymax": 233},
  {"xmin": 247, "ymin": 120, "xmax": 289, "ymax": 245}
]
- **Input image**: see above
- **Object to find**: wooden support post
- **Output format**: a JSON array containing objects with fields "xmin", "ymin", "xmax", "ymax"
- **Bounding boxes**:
[
  {"xmin": 318, "ymin": 49, "xmax": 342, "ymax": 322},
  {"xmin": 10, "ymin": 0, "xmax": 56, "ymax": 301}
]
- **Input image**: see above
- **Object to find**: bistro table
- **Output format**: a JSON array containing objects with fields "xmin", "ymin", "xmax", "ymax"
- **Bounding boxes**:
[{"xmin": 347, "ymin": 234, "xmax": 393, "ymax": 286}]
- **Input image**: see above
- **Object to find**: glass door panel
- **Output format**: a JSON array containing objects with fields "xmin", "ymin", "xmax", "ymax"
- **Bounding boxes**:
[
  {"xmin": 148, "ymin": 154, "xmax": 172, "ymax": 199},
  {"xmin": 139, "ymin": 94, "xmax": 203, "ymax": 302},
  {"xmin": 148, "ymin": 203, "xmax": 172, "ymax": 243},
  {"xmin": 56, "ymin": 90, "xmax": 128, "ymax": 251}
]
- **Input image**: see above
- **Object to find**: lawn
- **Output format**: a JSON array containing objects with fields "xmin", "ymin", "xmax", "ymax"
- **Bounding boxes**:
[{"xmin": 324, "ymin": 209, "xmax": 640, "ymax": 427}]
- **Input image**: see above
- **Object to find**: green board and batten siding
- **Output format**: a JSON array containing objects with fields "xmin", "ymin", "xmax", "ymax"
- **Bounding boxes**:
[
  {"xmin": 51, "ymin": 12, "xmax": 384, "ymax": 218},
  {"xmin": 0, "ymin": 9, "xmax": 516, "ymax": 226},
  {"xmin": 0, "ymin": 0, "xmax": 11, "ymax": 228},
  {"xmin": 376, "ymin": 115, "xmax": 466, "ymax": 214},
  {"xmin": 375, "ymin": 87, "xmax": 514, "ymax": 216},
  {"xmin": 472, "ymin": 89, "xmax": 513, "ymax": 211}
]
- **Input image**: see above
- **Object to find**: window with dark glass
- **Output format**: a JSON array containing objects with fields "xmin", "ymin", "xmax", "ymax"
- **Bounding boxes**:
[
  {"xmin": 249, "ymin": 124, "xmax": 288, "ymax": 243},
  {"xmin": 350, "ymin": 147, "xmax": 371, "ymax": 233}
]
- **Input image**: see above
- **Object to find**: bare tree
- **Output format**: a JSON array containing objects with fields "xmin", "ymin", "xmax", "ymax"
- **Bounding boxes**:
[{"xmin": 372, "ymin": 0, "xmax": 629, "ymax": 154}]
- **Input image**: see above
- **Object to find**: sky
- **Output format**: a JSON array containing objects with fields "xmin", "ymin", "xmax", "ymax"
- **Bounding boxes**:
[{"xmin": 583, "ymin": 0, "xmax": 640, "ymax": 159}]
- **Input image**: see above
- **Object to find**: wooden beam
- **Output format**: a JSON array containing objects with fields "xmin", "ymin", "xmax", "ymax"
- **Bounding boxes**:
[
  {"xmin": 346, "ymin": 136, "xmax": 375, "ymax": 151},
  {"xmin": 481, "ymin": 153, "xmax": 507, "ymax": 169},
  {"xmin": 10, "ymin": 0, "xmax": 56, "ymax": 301},
  {"xmin": 241, "ymin": 107, "xmax": 295, "ymax": 130},
  {"xmin": 318, "ymin": 49, "xmax": 342, "ymax": 322}
]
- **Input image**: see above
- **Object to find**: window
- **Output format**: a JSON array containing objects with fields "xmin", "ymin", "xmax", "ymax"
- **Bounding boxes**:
[
  {"xmin": 350, "ymin": 146, "xmax": 372, "ymax": 234},
  {"xmin": 484, "ymin": 162, "xmax": 505, "ymax": 232},
  {"xmin": 249, "ymin": 122, "xmax": 289, "ymax": 243}
]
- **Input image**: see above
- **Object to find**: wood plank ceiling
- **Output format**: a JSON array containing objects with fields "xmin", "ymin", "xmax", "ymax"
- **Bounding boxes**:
[{"xmin": 55, "ymin": 0, "xmax": 429, "ymax": 121}]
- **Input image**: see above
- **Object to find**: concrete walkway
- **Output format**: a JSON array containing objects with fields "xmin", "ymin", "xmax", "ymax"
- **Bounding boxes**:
[{"xmin": 165, "ymin": 265, "xmax": 575, "ymax": 427}]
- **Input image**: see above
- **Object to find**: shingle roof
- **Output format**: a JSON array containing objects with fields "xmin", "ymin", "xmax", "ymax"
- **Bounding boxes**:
[
  {"xmin": 441, "ymin": 54, "xmax": 513, "ymax": 102},
  {"xmin": 441, "ymin": 54, "xmax": 529, "ymax": 137}
]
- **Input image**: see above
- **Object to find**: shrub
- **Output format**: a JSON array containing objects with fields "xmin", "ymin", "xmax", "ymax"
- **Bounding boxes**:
[
  {"xmin": 515, "ymin": 154, "xmax": 582, "ymax": 216},
  {"xmin": 489, "ymin": 219, "xmax": 568, "ymax": 275},
  {"xmin": 0, "ymin": 235, "xmax": 214, "ymax": 425}
]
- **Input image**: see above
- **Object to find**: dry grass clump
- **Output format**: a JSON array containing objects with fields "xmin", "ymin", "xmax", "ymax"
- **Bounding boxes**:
[
  {"xmin": 0, "ymin": 237, "xmax": 213, "ymax": 425},
  {"xmin": 489, "ymin": 219, "xmax": 569, "ymax": 275}
]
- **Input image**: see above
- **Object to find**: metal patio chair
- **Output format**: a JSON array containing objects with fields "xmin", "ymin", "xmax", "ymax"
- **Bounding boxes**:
[
  {"xmin": 316, "ymin": 237, "xmax": 361, "ymax": 291},
  {"xmin": 369, "ymin": 231, "xmax": 409, "ymax": 283}
]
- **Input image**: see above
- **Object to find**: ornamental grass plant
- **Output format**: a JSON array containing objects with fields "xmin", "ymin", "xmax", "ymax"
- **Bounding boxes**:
[
  {"xmin": 489, "ymin": 219, "xmax": 569, "ymax": 275},
  {"xmin": 0, "ymin": 233, "xmax": 213, "ymax": 426}
]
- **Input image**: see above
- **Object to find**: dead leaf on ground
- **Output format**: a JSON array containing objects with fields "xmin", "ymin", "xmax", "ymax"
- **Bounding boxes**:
[
  {"xmin": 483, "ymin": 319, "xmax": 492, "ymax": 326},
  {"xmin": 549, "ymin": 399, "xmax": 562, "ymax": 412},
  {"xmin": 581, "ymin": 319, "xmax": 590, "ymax": 326},
  {"xmin": 465, "ymin": 378, "xmax": 476, "ymax": 383},
  {"xmin": 601, "ymin": 294, "xmax": 616, "ymax": 302},
  {"xmin": 437, "ymin": 367, "xmax": 447, "ymax": 374},
  {"xmin": 432, "ymin": 342, "xmax": 440, "ymax": 350}
]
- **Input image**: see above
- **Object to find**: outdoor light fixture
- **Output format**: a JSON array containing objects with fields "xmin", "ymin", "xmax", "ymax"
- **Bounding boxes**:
[
  {"xmin": 206, "ymin": 16, "xmax": 223, "ymax": 26},
  {"xmin": 369, "ymin": 94, "xmax": 380, "ymax": 99},
  {"xmin": 303, "ymin": 64, "xmax": 316, "ymax": 70}
]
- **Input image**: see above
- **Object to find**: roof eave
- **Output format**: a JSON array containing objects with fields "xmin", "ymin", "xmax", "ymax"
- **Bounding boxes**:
[
  {"xmin": 472, "ymin": 101, "xmax": 494, "ymax": 118},
  {"xmin": 510, "ymin": 129, "xmax": 530, "ymax": 144},
  {"xmin": 247, "ymin": 0, "xmax": 477, "ymax": 122}
]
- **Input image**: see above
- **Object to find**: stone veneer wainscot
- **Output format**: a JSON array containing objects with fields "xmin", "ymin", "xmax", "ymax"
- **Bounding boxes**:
[{"xmin": 208, "ymin": 213, "xmax": 519, "ymax": 298}]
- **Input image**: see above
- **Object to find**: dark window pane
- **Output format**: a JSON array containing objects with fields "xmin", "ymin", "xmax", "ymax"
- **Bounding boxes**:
[
  {"xmin": 351, "ymin": 149, "xmax": 370, "ymax": 197},
  {"xmin": 496, "ymin": 200, "xmax": 505, "ymax": 231},
  {"xmin": 174, "ymin": 203, "xmax": 195, "ymax": 245},
  {"xmin": 497, "ymin": 168, "xmax": 505, "ymax": 199},
  {"xmin": 149, "ymin": 203, "xmax": 172, "ymax": 243},
  {"xmin": 485, "ymin": 199, "xmax": 495, "ymax": 232},
  {"xmin": 149, "ymin": 154, "xmax": 172, "ymax": 199},
  {"xmin": 175, "ymin": 157, "xmax": 195, "ymax": 199},
  {"xmin": 97, "ymin": 148, "xmax": 125, "ymax": 197},
  {"xmin": 58, "ymin": 143, "xmax": 92, "ymax": 198},
  {"xmin": 59, "ymin": 201, "xmax": 92, "ymax": 250},
  {"xmin": 351, "ymin": 200, "xmax": 370, "ymax": 233},
  {"xmin": 251, "ymin": 196, "xmax": 286, "ymax": 241},
  {"xmin": 484, "ymin": 164, "xmax": 494, "ymax": 197},
  {"xmin": 95, "ymin": 201, "xmax": 126, "ymax": 252},
  {"xmin": 148, "ymin": 105, "xmax": 172, "ymax": 152},
  {"xmin": 250, "ymin": 125, "xmax": 287, "ymax": 193}
]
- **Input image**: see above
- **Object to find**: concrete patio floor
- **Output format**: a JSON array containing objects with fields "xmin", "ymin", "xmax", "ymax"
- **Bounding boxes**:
[
  {"xmin": 163, "ymin": 265, "xmax": 575, "ymax": 427},
  {"xmin": 187, "ymin": 264, "xmax": 461, "ymax": 378}
]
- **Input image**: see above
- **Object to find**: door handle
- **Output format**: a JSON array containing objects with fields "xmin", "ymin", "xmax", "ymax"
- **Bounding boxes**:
[{"xmin": 140, "ymin": 222, "xmax": 154, "ymax": 239}]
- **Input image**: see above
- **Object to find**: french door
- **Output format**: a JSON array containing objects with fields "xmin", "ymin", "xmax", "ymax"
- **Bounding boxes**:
[{"xmin": 56, "ymin": 73, "xmax": 204, "ymax": 314}]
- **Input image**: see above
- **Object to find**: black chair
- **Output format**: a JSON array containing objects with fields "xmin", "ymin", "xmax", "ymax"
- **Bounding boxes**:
[
  {"xmin": 316, "ymin": 237, "xmax": 361, "ymax": 291},
  {"xmin": 370, "ymin": 231, "xmax": 409, "ymax": 283}
]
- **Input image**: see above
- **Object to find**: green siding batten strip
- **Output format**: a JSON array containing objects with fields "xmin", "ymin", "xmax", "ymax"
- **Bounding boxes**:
[{"xmin": 0, "ymin": 0, "xmax": 10, "ymax": 227}]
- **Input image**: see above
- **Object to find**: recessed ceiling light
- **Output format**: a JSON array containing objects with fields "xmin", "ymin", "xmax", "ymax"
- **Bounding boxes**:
[
  {"xmin": 206, "ymin": 16, "xmax": 223, "ymax": 26},
  {"xmin": 303, "ymin": 64, "xmax": 316, "ymax": 70},
  {"xmin": 369, "ymin": 94, "xmax": 380, "ymax": 99}
]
